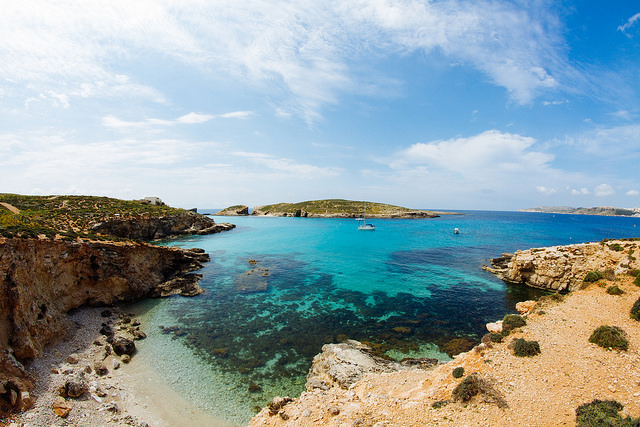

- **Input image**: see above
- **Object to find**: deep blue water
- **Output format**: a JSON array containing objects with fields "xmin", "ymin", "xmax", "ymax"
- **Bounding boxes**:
[{"xmin": 127, "ymin": 211, "xmax": 640, "ymax": 424}]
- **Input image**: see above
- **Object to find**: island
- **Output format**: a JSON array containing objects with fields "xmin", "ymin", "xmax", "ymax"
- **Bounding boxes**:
[
  {"xmin": 216, "ymin": 199, "xmax": 457, "ymax": 218},
  {"xmin": 521, "ymin": 206, "xmax": 640, "ymax": 217}
]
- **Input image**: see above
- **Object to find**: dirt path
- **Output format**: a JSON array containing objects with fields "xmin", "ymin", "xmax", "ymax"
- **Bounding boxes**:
[{"xmin": 0, "ymin": 202, "xmax": 20, "ymax": 214}]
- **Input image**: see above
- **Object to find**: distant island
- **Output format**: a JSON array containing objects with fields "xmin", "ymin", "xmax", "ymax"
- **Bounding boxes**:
[
  {"xmin": 217, "ymin": 199, "xmax": 459, "ymax": 218},
  {"xmin": 521, "ymin": 206, "xmax": 640, "ymax": 217}
]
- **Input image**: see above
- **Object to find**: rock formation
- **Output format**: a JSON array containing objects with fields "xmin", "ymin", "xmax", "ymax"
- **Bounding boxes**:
[
  {"xmin": 0, "ymin": 237, "xmax": 210, "ymax": 411},
  {"xmin": 306, "ymin": 340, "xmax": 438, "ymax": 391},
  {"xmin": 91, "ymin": 212, "xmax": 234, "ymax": 240},
  {"xmin": 484, "ymin": 240, "xmax": 640, "ymax": 292},
  {"xmin": 216, "ymin": 205, "xmax": 250, "ymax": 216}
]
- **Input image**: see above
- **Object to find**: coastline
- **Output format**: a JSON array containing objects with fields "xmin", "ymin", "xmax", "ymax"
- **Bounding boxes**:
[{"xmin": 8, "ymin": 306, "xmax": 230, "ymax": 427}]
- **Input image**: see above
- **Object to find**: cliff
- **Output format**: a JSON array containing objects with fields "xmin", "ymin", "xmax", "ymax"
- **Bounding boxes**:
[
  {"xmin": 0, "ymin": 237, "xmax": 211, "ymax": 411},
  {"xmin": 484, "ymin": 239, "xmax": 640, "ymax": 292},
  {"xmin": 215, "ymin": 205, "xmax": 250, "ymax": 216}
]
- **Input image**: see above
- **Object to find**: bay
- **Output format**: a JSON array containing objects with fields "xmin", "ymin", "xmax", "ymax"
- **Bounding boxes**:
[{"xmin": 126, "ymin": 210, "xmax": 640, "ymax": 425}]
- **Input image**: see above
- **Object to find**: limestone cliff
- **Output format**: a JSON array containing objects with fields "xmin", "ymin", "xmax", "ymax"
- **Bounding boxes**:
[
  {"xmin": 484, "ymin": 239, "xmax": 640, "ymax": 292},
  {"xmin": 91, "ymin": 212, "xmax": 235, "ymax": 240},
  {"xmin": 0, "ymin": 237, "xmax": 209, "ymax": 410}
]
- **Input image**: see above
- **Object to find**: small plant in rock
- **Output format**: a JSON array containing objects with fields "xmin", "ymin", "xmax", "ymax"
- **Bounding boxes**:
[
  {"xmin": 512, "ymin": 338, "xmax": 541, "ymax": 357},
  {"xmin": 608, "ymin": 243, "xmax": 624, "ymax": 252},
  {"xmin": 451, "ymin": 373, "xmax": 507, "ymax": 408},
  {"xmin": 452, "ymin": 367, "xmax": 465, "ymax": 378},
  {"xmin": 589, "ymin": 325, "xmax": 629, "ymax": 351},
  {"xmin": 575, "ymin": 399, "xmax": 640, "ymax": 426},
  {"xmin": 628, "ymin": 269, "xmax": 640, "ymax": 278},
  {"xmin": 630, "ymin": 297, "xmax": 640, "ymax": 321},
  {"xmin": 606, "ymin": 285, "xmax": 624, "ymax": 296},
  {"xmin": 635, "ymin": 274, "xmax": 640, "ymax": 287},
  {"xmin": 502, "ymin": 314, "xmax": 526, "ymax": 332},
  {"xmin": 584, "ymin": 271, "xmax": 604, "ymax": 283}
]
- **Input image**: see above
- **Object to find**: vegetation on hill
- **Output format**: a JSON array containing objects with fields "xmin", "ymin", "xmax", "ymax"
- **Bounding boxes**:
[
  {"xmin": 522, "ymin": 206, "xmax": 638, "ymax": 217},
  {"xmin": 252, "ymin": 199, "xmax": 444, "ymax": 217},
  {"xmin": 0, "ymin": 193, "xmax": 187, "ymax": 240}
]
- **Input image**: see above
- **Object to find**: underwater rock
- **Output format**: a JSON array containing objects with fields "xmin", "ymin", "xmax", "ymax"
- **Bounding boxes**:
[
  {"xmin": 234, "ymin": 268, "xmax": 270, "ymax": 293},
  {"xmin": 442, "ymin": 337, "xmax": 476, "ymax": 357}
]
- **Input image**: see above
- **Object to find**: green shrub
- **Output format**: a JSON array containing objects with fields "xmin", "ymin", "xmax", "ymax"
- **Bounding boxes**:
[
  {"xmin": 628, "ymin": 269, "xmax": 640, "ymax": 277},
  {"xmin": 431, "ymin": 400, "xmax": 449, "ymax": 409},
  {"xmin": 575, "ymin": 399, "xmax": 640, "ymax": 426},
  {"xmin": 589, "ymin": 325, "xmax": 629, "ymax": 351},
  {"xmin": 584, "ymin": 271, "xmax": 604, "ymax": 283},
  {"xmin": 502, "ymin": 314, "xmax": 526, "ymax": 332},
  {"xmin": 512, "ymin": 339, "xmax": 541, "ymax": 357},
  {"xmin": 635, "ymin": 274, "xmax": 640, "ymax": 287},
  {"xmin": 451, "ymin": 375, "xmax": 482, "ymax": 402},
  {"xmin": 631, "ymin": 297, "xmax": 640, "ymax": 321},
  {"xmin": 608, "ymin": 243, "xmax": 624, "ymax": 252},
  {"xmin": 606, "ymin": 285, "xmax": 624, "ymax": 296},
  {"xmin": 489, "ymin": 332, "xmax": 504, "ymax": 343},
  {"xmin": 451, "ymin": 374, "xmax": 507, "ymax": 408},
  {"xmin": 452, "ymin": 367, "xmax": 465, "ymax": 378}
]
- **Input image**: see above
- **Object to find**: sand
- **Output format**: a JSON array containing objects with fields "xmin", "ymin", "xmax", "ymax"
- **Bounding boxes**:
[{"xmin": 6, "ymin": 307, "xmax": 232, "ymax": 427}]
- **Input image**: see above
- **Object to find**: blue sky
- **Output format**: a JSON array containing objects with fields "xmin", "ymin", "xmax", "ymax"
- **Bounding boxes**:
[{"xmin": 1, "ymin": 1, "xmax": 639, "ymax": 211}]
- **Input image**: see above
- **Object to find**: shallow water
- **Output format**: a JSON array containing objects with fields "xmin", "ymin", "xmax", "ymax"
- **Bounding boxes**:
[{"xmin": 126, "ymin": 211, "xmax": 640, "ymax": 425}]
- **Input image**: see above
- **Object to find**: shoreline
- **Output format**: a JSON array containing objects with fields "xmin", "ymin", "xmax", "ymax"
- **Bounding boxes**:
[{"xmin": 8, "ymin": 307, "xmax": 230, "ymax": 427}]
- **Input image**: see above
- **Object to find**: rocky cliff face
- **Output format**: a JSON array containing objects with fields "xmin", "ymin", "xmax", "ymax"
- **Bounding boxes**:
[
  {"xmin": 484, "ymin": 240, "xmax": 640, "ymax": 292},
  {"xmin": 0, "ymin": 237, "xmax": 209, "ymax": 410},
  {"xmin": 91, "ymin": 212, "xmax": 235, "ymax": 240}
]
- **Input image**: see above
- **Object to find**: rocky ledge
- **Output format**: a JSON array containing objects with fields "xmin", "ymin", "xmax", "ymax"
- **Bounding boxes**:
[
  {"xmin": 483, "ymin": 239, "xmax": 640, "ymax": 292},
  {"xmin": 0, "ymin": 237, "xmax": 210, "ymax": 413},
  {"xmin": 92, "ymin": 212, "xmax": 235, "ymax": 240}
]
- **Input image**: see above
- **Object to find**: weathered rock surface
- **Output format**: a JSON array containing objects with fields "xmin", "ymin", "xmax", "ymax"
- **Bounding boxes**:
[
  {"xmin": 305, "ymin": 340, "xmax": 438, "ymax": 391},
  {"xmin": 0, "ymin": 237, "xmax": 210, "ymax": 410},
  {"xmin": 216, "ymin": 205, "xmax": 250, "ymax": 216},
  {"xmin": 91, "ymin": 212, "xmax": 235, "ymax": 240},
  {"xmin": 484, "ymin": 240, "xmax": 640, "ymax": 292}
]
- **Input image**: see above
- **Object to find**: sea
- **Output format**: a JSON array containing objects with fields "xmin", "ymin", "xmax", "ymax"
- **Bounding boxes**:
[{"xmin": 125, "ymin": 210, "xmax": 640, "ymax": 425}]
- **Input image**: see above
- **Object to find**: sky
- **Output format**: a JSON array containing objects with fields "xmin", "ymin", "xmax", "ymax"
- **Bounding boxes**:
[{"xmin": 1, "ymin": 1, "xmax": 640, "ymax": 211}]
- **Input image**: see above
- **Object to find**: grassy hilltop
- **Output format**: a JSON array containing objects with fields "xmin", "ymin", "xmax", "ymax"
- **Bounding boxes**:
[
  {"xmin": 251, "ymin": 199, "xmax": 449, "ymax": 218},
  {"xmin": 0, "ymin": 194, "xmax": 186, "ymax": 239}
]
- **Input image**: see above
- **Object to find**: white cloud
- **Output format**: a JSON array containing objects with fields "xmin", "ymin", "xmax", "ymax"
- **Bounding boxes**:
[
  {"xmin": 618, "ymin": 13, "xmax": 640, "ymax": 34},
  {"xmin": 595, "ymin": 184, "xmax": 615, "ymax": 197},
  {"xmin": 536, "ymin": 186, "xmax": 557, "ymax": 195},
  {"xmin": 626, "ymin": 189, "xmax": 639, "ymax": 196},
  {"xmin": 571, "ymin": 187, "xmax": 590, "ymax": 195},
  {"xmin": 232, "ymin": 151, "xmax": 342, "ymax": 178},
  {"xmin": 0, "ymin": 0, "xmax": 571, "ymax": 121},
  {"xmin": 102, "ymin": 111, "xmax": 246, "ymax": 128}
]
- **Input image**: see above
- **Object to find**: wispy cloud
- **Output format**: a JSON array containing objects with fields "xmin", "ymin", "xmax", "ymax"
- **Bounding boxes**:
[
  {"xmin": 595, "ymin": 184, "xmax": 615, "ymax": 197},
  {"xmin": 1, "ymin": 1, "xmax": 573, "ymax": 122},
  {"xmin": 618, "ymin": 12, "xmax": 640, "ymax": 34},
  {"xmin": 102, "ymin": 111, "xmax": 251, "ymax": 128}
]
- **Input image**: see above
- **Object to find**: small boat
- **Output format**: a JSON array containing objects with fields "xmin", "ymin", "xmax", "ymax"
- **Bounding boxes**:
[
  {"xmin": 454, "ymin": 228, "xmax": 460, "ymax": 234},
  {"xmin": 358, "ymin": 202, "xmax": 375, "ymax": 231}
]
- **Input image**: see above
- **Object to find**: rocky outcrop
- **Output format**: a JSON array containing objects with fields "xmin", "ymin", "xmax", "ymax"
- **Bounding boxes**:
[
  {"xmin": 216, "ymin": 205, "xmax": 250, "ymax": 216},
  {"xmin": 0, "ymin": 237, "xmax": 210, "ymax": 411},
  {"xmin": 484, "ymin": 240, "xmax": 640, "ymax": 292},
  {"xmin": 251, "ymin": 207, "xmax": 439, "ymax": 219},
  {"xmin": 306, "ymin": 340, "xmax": 438, "ymax": 391},
  {"xmin": 91, "ymin": 212, "xmax": 235, "ymax": 240}
]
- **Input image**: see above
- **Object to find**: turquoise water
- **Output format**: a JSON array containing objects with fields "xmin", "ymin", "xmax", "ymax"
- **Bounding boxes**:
[{"xmin": 127, "ymin": 211, "xmax": 640, "ymax": 425}]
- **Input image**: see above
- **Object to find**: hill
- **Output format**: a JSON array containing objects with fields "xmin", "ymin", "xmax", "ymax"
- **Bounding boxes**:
[
  {"xmin": 522, "ymin": 206, "xmax": 639, "ymax": 217},
  {"xmin": 0, "ymin": 193, "xmax": 232, "ymax": 241},
  {"xmin": 248, "ymin": 199, "xmax": 454, "ymax": 218}
]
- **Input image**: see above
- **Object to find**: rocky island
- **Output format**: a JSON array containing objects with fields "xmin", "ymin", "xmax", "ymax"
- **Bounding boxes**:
[
  {"xmin": 0, "ymin": 194, "xmax": 235, "ymax": 419},
  {"xmin": 217, "ymin": 199, "xmax": 456, "ymax": 218}
]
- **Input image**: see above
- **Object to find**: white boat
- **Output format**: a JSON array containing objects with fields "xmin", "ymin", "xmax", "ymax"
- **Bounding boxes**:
[{"xmin": 358, "ymin": 202, "xmax": 376, "ymax": 231}]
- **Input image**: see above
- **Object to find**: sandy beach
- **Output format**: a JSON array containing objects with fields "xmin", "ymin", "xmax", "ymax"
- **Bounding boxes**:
[{"xmin": 6, "ymin": 307, "xmax": 232, "ymax": 427}]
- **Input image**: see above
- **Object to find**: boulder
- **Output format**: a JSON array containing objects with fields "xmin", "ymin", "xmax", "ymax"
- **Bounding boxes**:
[
  {"xmin": 486, "ymin": 321, "xmax": 503, "ymax": 333},
  {"xmin": 111, "ymin": 335, "xmax": 136, "ymax": 356},
  {"xmin": 516, "ymin": 300, "xmax": 537, "ymax": 314},
  {"xmin": 64, "ymin": 372, "xmax": 88, "ymax": 398},
  {"xmin": 52, "ymin": 396, "xmax": 72, "ymax": 418}
]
